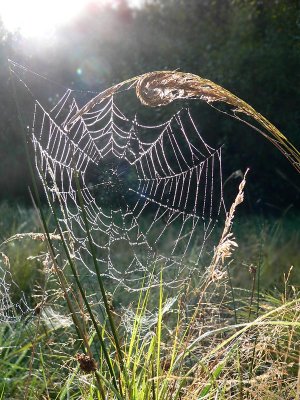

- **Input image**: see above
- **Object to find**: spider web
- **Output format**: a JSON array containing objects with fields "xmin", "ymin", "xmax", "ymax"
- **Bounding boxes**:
[
  {"xmin": 0, "ymin": 255, "xmax": 31, "ymax": 323},
  {"xmin": 30, "ymin": 82, "xmax": 225, "ymax": 291}
]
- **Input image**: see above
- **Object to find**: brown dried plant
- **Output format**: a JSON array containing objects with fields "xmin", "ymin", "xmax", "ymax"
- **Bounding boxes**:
[{"xmin": 208, "ymin": 168, "xmax": 249, "ymax": 279}]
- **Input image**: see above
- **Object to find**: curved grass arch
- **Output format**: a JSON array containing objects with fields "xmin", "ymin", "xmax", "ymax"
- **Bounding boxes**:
[{"xmin": 67, "ymin": 70, "xmax": 300, "ymax": 174}]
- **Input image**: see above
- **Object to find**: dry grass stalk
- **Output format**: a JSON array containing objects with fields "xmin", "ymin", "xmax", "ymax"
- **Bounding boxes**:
[
  {"xmin": 182, "ymin": 291, "xmax": 300, "ymax": 399},
  {"xmin": 208, "ymin": 168, "xmax": 249, "ymax": 279}
]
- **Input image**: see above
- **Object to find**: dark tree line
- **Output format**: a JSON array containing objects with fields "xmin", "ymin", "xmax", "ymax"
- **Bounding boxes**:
[{"xmin": 0, "ymin": 0, "xmax": 299, "ymax": 212}]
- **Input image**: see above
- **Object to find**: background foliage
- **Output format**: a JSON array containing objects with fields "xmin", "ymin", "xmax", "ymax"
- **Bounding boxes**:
[{"xmin": 0, "ymin": 0, "xmax": 299, "ymax": 210}]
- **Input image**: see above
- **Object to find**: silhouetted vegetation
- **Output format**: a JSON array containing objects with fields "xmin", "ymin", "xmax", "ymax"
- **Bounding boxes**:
[{"xmin": 0, "ymin": 0, "xmax": 299, "ymax": 211}]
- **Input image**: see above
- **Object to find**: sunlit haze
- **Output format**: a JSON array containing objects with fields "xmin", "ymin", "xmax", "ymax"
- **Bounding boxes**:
[{"xmin": 0, "ymin": 0, "xmax": 134, "ymax": 38}]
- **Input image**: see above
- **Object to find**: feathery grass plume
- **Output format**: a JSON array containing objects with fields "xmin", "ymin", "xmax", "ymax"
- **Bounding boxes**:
[
  {"xmin": 208, "ymin": 168, "xmax": 249, "ymax": 280},
  {"xmin": 66, "ymin": 71, "xmax": 300, "ymax": 174}
]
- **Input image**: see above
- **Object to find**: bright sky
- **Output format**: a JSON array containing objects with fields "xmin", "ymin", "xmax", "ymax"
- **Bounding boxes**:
[
  {"xmin": 0, "ymin": 0, "xmax": 142, "ymax": 38},
  {"xmin": 0, "ymin": 0, "xmax": 90, "ymax": 37}
]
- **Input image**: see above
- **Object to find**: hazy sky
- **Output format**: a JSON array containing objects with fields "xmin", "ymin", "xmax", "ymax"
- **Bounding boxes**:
[{"xmin": 0, "ymin": 0, "xmax": 143, "ymax": 38}]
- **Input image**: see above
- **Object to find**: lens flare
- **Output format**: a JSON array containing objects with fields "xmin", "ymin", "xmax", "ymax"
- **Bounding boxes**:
[{"xmin": 0, "ymin": 0, "xmax": 90, "ymax": 37}]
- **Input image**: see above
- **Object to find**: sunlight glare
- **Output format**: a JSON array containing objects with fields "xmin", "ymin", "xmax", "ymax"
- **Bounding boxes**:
[{"xmin": 0, "ymin": 0, "xmax": 90, "ymax": 37}]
